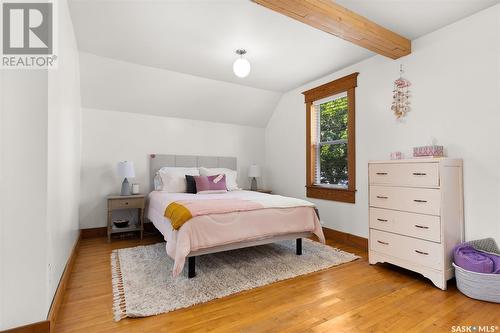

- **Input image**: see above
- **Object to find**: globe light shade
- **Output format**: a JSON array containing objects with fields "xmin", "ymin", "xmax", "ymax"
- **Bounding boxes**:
[{"xmin": 233, "ymin": 57, "xmax": 251, "ymax": 78}]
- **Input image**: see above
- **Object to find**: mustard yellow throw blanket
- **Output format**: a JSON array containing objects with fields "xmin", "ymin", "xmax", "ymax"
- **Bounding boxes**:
[{"xmin": 164, "ymin": 202, "xmax": 193, "ymax": 230}]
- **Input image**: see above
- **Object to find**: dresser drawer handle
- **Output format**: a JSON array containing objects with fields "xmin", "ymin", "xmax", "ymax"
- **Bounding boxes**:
[
  {"xmin": 376, "ymin": 196, "xmax": 388, "ymax": 199},
  {"xmin": 124, "ymin": 202, "xmax": 129, "ymax": 205},
  {"xmin": 412, "ymin": 172, "xmax": 427, "ymax": 176},
  {"xmin": 377, "ymin": 240, "xmax": 389, "ymax": 245},
  {"xmin": 414, "ymin": 224, "xmax": 429, "ymax": 229},
  {"xmin": 413, "ymin": 199, "xmax": 427, "ymax": 203},
  {"xmin": 376, "ymin": 172, "xmax": 388, "ymax": 175},
  {"xmin": 377, "ymin": 218, "xmax": 388, "ymax": 222},
  {"xmin": 414, "ymin": 250, "xmax": 429, "ymax": 255}
]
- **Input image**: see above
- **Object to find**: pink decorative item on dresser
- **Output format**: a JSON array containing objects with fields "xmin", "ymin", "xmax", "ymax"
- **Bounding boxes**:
[
  {"xmin": 413, "ymin": 145, "xmax": 444, "ymax": 157},
  {"xmin": 390, "ymin": 151, "xmax": 403, "ymax": 160}
]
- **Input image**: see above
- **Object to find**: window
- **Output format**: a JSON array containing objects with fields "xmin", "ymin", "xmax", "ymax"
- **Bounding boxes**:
[
  {"xmin": 314, "ymin": 92, "xmax": 349, "ymax": 188},
  {"xmin": 302, "ymin": 73, "xmax": 358, "ymax": 203}
]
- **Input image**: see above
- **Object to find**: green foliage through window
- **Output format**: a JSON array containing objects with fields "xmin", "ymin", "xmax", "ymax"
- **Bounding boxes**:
[{"xmin": 316, "ymin": 95, "xmax": 348, "ymax": 187}]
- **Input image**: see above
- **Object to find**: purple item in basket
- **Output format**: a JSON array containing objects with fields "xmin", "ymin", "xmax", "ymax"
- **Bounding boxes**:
[{"xmin": 454, "ymin": 244, "xmax": 500, "ymax": 274}]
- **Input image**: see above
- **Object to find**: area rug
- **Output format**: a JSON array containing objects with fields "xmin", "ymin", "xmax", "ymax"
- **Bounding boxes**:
[{"xmin": 111, "ymin": 239, "xmax": 359, "ymax": 321}]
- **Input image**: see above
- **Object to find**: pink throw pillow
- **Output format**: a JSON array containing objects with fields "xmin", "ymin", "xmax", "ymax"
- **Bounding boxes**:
[{"xmin": 194, "ymin": 174, "xmax": 227, "ymax": 193}]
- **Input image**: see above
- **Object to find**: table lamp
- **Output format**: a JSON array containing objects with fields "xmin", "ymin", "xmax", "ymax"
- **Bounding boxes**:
[
  {"xmin": 248, "ymin": 164, "xmax": 261, "ymax": 191},
  {"xmin": 117, "ymin": 161, "xmax": 135, "ymax": 196}
]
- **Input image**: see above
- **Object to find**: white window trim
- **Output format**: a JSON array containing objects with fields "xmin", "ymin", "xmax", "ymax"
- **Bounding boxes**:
[{"xmin": 313, "ymin": 93, "xmax": 349, "ymax": 187}]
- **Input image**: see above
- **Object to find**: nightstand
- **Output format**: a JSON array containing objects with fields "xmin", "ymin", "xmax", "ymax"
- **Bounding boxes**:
[{"xmin": 107, "ymin": 194, "xmax": 145, "ymax": 243}]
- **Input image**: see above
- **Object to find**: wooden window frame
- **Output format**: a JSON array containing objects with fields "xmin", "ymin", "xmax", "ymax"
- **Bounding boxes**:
[{"xmin": 302, "ymin": 72, "xmax": 359, "ymax": 203}]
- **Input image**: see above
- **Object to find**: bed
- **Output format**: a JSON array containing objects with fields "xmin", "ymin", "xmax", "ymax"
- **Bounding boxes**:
[{"xmin": 147, "ymin": 154, "xmax": 325, "ymax": 278}]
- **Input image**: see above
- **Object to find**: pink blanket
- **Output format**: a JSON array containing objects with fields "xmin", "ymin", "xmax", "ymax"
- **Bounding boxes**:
[
  {"xmin": 174, "ymin": 199, "xmax": 264, "ymax": 216},
  {"xmin": 165, "ymin": 199, "xmax": 265, "ymax": 229},
  {"xmin": 148, "ymin": 190, "xmax": 325, "ymax": 277}
]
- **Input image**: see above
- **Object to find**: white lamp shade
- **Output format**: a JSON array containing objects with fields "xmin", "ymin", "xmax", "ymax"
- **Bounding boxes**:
[
  {"xmin": 248, "ymin": 164, "xmax": 261, "ymax": 178},
  {"xmin": 117, "ymin": 161, "xmax": 135, "ymax": 178},
  {"xmin": 233, "ymin": 58, "xmax": 251, "ymax": 78}
]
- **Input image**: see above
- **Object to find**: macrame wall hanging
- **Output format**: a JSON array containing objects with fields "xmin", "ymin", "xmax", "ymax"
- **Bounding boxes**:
[{"xmin": 391, "ymin": 64, "xmax": 411, "ymax": 119}]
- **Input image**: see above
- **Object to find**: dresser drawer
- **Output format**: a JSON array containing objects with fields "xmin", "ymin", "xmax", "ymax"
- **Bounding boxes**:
[
  {"xmin": 369, "ymin": 208, "xmax": 441, "ymax": 242},
  {"xmin": 370, "ymin": 186, "xmax": 441, "ymax": 215},
  {"xmin": 370, "ymin": 229, "xmax": 443, "ymax": 270},
  {"xmin": 369, "ymin": 163, "xmax": 439, "ymax": 188},
  {"xmin": 109, "ymin": 197, "xmax": 144, "ymax": 210}
]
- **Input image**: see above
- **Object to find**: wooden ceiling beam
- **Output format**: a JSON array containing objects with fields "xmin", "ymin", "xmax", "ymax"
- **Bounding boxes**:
[{"xmin": 252, "ymin": 0, "xmax": 411, "ymax": 59}]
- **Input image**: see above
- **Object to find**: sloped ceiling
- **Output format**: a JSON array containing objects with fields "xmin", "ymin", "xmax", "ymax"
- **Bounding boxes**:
[
  {"xmin": 69, "ymin": 0, "xmax": 374, "ymax": 92},
  {"xmin": 335, "ymin": 0, "xmax": 500, "ymax": 40},
  {"xmin": 70, "ymin": 0, "xmax": 499, "ymax": 127},
  {"xmin": 79, "ymin": 52, "xmax": 281, "ymax": 127}
]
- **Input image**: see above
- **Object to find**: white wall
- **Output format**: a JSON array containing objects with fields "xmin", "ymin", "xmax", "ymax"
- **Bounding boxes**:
[
  {"xmin": 0, "ymin": 67, "xmax": 3, "ymax": 331},
  {"xmin": 0, "ymin": 70, "xmax": 49, "ymax": 330},
  {"xmin": 266, "ymin": 5, "xmax": 500, "ymax": 243},
  {"xmin": 0, "ymin": 0, "xmax": 81, "ymax": 329},
  {"xmin": 80, "ymin": 108, "xmax": 266, "ymax": 229},
  {"xmin": 47, "ymin": 0, "xmax": 82, "ymax": 305}
]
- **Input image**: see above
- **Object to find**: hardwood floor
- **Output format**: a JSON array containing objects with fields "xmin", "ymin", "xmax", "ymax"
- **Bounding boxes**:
[{"xmin": 54, "ymin": 235, "xmax": 500, "ymax": 333}]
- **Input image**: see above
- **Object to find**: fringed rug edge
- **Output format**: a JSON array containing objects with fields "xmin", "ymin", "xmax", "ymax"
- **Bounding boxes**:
[{"xmin": 111, "ymin": 250, "xmax": 127, "ymax": 321}]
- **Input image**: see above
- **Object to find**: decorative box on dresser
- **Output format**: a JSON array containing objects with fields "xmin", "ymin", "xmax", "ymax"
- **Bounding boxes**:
[{"xmin": 368, "ymin": 158, "xmax": 464, "ymax": 290}]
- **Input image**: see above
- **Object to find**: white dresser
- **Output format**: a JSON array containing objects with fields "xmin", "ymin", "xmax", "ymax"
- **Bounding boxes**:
[{"xmin": 368, "ymin": 158, "xmax": 464, "ymax": 290}]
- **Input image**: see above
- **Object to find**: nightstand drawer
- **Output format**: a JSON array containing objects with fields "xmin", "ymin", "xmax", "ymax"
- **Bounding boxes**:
[{"xmin": 109, "ymin": 197, "xmax": 144, "ymax": 210}]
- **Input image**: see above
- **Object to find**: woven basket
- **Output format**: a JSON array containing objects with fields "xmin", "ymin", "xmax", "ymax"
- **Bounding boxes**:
[{"xmin": 453, "ymin": 238, "xmax": 500, "ymax": 303}]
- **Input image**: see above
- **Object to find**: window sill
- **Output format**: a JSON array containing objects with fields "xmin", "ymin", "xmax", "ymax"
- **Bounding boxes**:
[{"xmin": 306, "ymin": 185, "xmax": 356, "ymax": 203}]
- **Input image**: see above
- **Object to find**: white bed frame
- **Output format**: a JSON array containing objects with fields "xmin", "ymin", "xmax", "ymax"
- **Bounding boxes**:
[{"xmin": 149, "ymin": 154, "xmax": 314, "ymax": 278}]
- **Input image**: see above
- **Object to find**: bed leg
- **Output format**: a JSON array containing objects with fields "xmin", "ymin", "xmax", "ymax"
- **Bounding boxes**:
[
  {"xmin": 188, "ymin": 256, "xmax": 196, "ymax": 278},
  {"xmin": 296, "ymin": 238, "xmax": 302, "ymax": 255}
]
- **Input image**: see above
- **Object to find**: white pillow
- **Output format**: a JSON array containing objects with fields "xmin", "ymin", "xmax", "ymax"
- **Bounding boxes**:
[
  {"xmin": 199, "ymin": 167, "xmax": 239, "ymax": 191},
  {"xmin": 158, "ymin": 167, "xmax": 199, "ymax": 193}
]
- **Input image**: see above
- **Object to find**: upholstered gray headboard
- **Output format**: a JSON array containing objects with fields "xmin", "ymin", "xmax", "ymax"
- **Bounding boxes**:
[{"xmin": 149, "ymin": 154, "xmax": 237, "ymax": 189}]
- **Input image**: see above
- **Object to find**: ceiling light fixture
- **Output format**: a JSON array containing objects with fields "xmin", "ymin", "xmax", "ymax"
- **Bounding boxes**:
[{"xmin": 233, "ymin": 49, "xmax": 251, "ymax": 78}]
